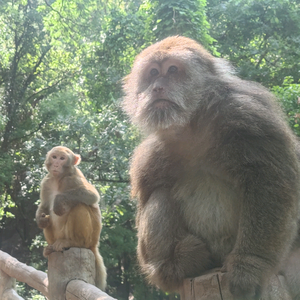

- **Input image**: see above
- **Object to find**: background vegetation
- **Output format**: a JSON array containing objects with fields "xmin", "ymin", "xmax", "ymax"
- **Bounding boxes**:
[{"xmin": 0, "ymin": 0, "xmax": 299, "ymax": 299}]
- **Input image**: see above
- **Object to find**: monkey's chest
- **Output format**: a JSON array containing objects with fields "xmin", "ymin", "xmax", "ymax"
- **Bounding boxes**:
[
  {"xmin": 48, "ymin": 190, "xmax": 68, "ymax": 236},
  {"xmin": 172, "ymin": 173, "xmax": 240, "ymax": 258}
]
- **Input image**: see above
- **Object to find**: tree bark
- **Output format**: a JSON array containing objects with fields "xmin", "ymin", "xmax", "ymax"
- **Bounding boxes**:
[{"xmin": 180, "ymin": 269, "xmax": 291, "ymax": 300}]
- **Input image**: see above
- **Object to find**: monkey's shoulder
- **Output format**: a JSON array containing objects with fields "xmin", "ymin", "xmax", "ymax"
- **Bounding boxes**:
[
  {"xmin": 41, "ymin": 173, "xmax": 52, "ymax": 183},
  {"xmin": 200, "ymin": 84, "xmax": 295, "ymax": 150},
  {"xmin": 67, "ymin": 168, "xmax": 85, "ymax": 179},
  {"xmin": 41, "ymin": 175, "xmax": 58, "ymax": 192}
]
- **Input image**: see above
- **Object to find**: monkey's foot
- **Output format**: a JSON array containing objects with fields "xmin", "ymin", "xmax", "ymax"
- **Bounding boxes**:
[
  {"xmin": 225, "ymin": 254, "xmax": 270, "ymax": 300},
  {"xmin": 43, "ymin": 245, "xmax": 55, "ymax": 257},
  {"xmin": 43, "ymin": 242, "xmax": 72, "ymax": 257},
  {"xmin": 51, "ymin": 239, "xmax": 73, "ymax": 252}
]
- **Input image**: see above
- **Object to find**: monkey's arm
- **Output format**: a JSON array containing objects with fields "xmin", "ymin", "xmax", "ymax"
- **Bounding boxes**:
[
  {"xmin": 53, "ymin": 175, "xmax": 99, "ymax": 216},
  {"xmin": 36, "ymin": 203, "xmax": 50, "ymax": 229},
  {"xmin": 217, "ymin": 114, "xmax": 299, "ymax": 298},
  {"xmin": 36, "ymin": 177, "xmax": 52, "ymax": 228},
  {"xmin": 137, "ymin": 187, "xmax": 213, "ymax": 292}
]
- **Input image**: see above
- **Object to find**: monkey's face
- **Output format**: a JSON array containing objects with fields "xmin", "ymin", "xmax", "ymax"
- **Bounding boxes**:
[
  {"xmin": 123, "ymin": 56, "xmax": 196, "ymax": 132},
  {"xmin": 46, "ymin": 150, "xmax": 68, "ymax": 176},
  {"xmin": 123, "ymin": 36, "xmax": 215, "ymax": 133},
  {"xmin": 45, "ymin": 146, "xmax": 81, "ymax": 176}
]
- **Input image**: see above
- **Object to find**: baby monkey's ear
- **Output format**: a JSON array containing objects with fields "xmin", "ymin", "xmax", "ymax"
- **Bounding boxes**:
[{"xmin": 73, "ymin": 154, "xmax": 81, "ymax": 165}]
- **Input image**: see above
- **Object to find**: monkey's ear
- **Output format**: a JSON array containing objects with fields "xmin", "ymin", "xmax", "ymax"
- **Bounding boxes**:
[{"xmin": 73, "ymin": 154, "xmax": 81, "ymax": 166}]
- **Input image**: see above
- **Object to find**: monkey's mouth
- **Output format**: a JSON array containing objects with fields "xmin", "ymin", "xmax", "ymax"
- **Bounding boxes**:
[{"xmin": 152, "ymin": 99, "xmax": 176, "ymax": 109}]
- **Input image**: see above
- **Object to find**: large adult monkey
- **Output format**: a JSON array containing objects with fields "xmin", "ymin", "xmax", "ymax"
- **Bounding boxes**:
[
  {"xmin": 122, "ymin": 36, "xmax": 300, "ymax": 299},
  {"xmin": 36, "ymin": 146, "xmax": 107, "ymax": 290}
]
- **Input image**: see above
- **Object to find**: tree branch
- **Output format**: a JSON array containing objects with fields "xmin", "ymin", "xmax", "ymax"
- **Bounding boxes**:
[
  {"xmin": 94, "ymin": 178, "xmax": 129, "ymax": 184},
  {"xmin": 9, "ymin": 120, "xmax": 47, "ymax": 144},
  {"xmin": 24, "ymin": 76, "xmax": 66, "ymax": 105},
  {"xmin": 22, "ymin": 45, "xmax": 52, "ymax": 93}
]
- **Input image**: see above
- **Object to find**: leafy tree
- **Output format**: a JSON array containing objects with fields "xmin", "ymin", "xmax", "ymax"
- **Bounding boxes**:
[
  {"xmin": 207, "ymin": 0, "xmax": 300, "ymax": 86},
  {"xmin": 143, "ymin": 0, "xmax": 214, "ymax": 47},
  {"xmin": 272, "ymin": 77, "xmax": 300, "ymax": 136},
  {"xmin": 0, "ymin": 0, "xmax": 80, "ymax": 261},
  {"xmin": 0, "ymin": 1, "xmax": 146, "ymax": 299}
]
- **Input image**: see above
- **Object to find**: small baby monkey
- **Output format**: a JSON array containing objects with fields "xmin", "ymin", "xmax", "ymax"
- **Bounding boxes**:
[{"xmin": 36, "ymin": 146, "xmax": 107, "ymax": 290}]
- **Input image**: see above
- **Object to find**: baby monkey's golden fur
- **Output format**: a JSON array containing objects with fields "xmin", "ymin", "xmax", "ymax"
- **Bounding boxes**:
[{"xmin": 36, "ymin": 146, "xmax": 107, "ymax": 290}]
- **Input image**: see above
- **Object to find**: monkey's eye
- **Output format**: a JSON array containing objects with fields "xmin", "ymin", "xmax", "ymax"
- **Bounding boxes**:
[
  {"xmin": 168, "ymin": 65, "xmax": 178, "ymax": 73},
  {"xmin": 60, "ymin": 156, "xmax": 65, "ymax": 160},
  {"xmin": 52, "ymin": 155, "xmax": 57, "ymax": 159},
  {"xmin": 150, "ymin": 68, "xmax": 159, "ymax": 77}
]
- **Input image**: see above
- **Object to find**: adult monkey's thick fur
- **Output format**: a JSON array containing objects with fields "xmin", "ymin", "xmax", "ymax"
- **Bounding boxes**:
[
  {"xmin": 36, "ymin": 146, "xmax": 107, "ymax": 290},
  {"xmin": 123, "ymin": 36, "xmax": 300, "ymax": 299}
]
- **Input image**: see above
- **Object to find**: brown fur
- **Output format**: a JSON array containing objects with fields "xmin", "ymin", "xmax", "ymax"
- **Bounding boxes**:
[
  {"xmin": 123, "ymin": 36, "xmax": 300, "ymax": 299},
  {"xmin": 36, "ymin": 146, "xmax": 107, "ymax": 290}
]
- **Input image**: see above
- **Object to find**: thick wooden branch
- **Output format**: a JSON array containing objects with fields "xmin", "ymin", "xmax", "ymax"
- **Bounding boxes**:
[
  {"xmin": 48, "ymin": 248, "xmax": 114, "ymax": 300},
  {"xmin": 48, "ymin": 248, "xmax": 96, "ymax": 300},
  {"xmin": 66, "ymin": 280, "xmax": 117, "ymax": 300},
  {"xmin": 180, "ymin": 269, "xmax": 291, "ymax": 300},
  {"xmin": 0, "ymin": 249, "xmax": 117, "ymax": 300},
  {"xmin": 0, "ymin": 269, "xmax": 24, "ymax": 300},
  {"xmin": 0, "ymin": 250, "xmax": 48, "ymax": 298}
]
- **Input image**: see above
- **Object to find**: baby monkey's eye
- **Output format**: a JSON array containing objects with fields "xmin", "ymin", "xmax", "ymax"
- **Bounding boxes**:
[
  {"xmin": 150, "ymin": 68, "xmax": 159, "ymax": 76},
  {"xmin": 168, "ymin": 65, "xmax": 178, "ymax": 73},
  {"xmin": 60, "ymin": 156, "xmax": 65, "ymax": 160},
  {"xmin": 52, "ymin": 155, "xmax": 57, "ymax": 159}
]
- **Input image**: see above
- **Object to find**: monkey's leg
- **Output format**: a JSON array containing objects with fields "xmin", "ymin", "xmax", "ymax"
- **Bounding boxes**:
[
  {"xmin": 137, "ymin": 188, "xmax": 213, "ymax": 292},
  {"xmin": 51, "ymin": 203, "xmax": 97, "ymax": 252},
  {"xmin": 43, "ymin": 225, "xmax": 55, "ymax": 245},
  {"xmin": 43, "ymin": 245, "xmax": 55, "ymax": 257},
  {"xmin": 280, "ymin": 246, "xmax": 300, "ymax": 299}
]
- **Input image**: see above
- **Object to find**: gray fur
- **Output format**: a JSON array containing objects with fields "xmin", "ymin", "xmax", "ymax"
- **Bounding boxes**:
[{"xmin": 123, "ymin": 36, "xmax": 300, "ymax": 299}]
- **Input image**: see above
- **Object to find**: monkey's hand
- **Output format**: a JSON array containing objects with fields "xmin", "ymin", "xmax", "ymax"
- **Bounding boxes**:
[
  {"xmin": 224, "ymin": 254, "xmax": 270, "ymax": 300},
  {"xmin": 36, "ymin": 212, "xmax": 50, "ymax": 229},
  {"xmin": 53, "ymin": 194, "xmax": 77, "ymax": 216}
]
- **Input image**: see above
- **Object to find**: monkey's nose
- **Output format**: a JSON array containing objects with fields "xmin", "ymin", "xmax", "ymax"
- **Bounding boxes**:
[{"xmin": 153, "ymin": 86, "xmax": 164, "ymax": 93}]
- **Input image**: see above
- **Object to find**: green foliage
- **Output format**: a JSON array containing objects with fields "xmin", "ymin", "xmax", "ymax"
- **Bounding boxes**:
[
  {"xmin": 207, "ymin": 0, "xmax": 300, "ymax": 85},
  {"xmin": 272, "ymin": 77, "xmax": 300, "ymax": 136},
  {"xmin": 0, "ymin": 0, "xmax": 79, "ymax": 199},
  {"xmin": 0, "ymin": 193, "xmax": 15, "ymax": 223},
  {"xmin": 0, "ymin": 154, "xmax": 13, "ymax": 190},
  {"xmin": 0, "ymin": 0, "xmax": 299, "ymax": 299},
  {"xmin": 148, "ymin": 0, "xmax": 214, "ymax": 47},
  {"xmin": 16, "ymin": 282, "xmax": 46, "ymax": 300}
]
